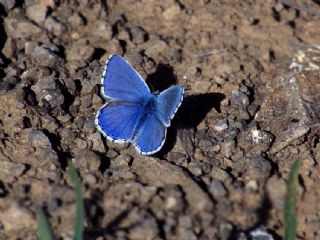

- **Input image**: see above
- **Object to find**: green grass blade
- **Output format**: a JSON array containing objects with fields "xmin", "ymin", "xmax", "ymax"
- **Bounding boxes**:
[
  {"xmin": 68, "ymin": 160, "xmax": 85, "ymax": 240},
  {"xmin": 284, "ymin": 158, "xmax": 302, "ymax": 240},
  {"xmin": 36, "ymin": 207, "xmax": 55, "ymax": 240}
]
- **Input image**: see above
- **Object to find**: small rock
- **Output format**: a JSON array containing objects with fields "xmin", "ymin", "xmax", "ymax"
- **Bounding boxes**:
[
  {"xmin": 110, "ymin": 155, "xmax": 130, "ymax": 171},
  {"xmin": 188, "ymin": 162, "xmax": 203, "ymax": 177},
  {"xmin": 5, "ymin": 17, "xmax": 42, "ymax": 39},
  {"xmin": 163, "ymin": 5, "xmax": 181, "ymax": 20},
  {"xmin": 126, "ymin": 210, "xmax": 159, "ymax": 240},
  {"xmin": 44, "ymin": 16, "xmax": 66, "ymax": 36},
  {"xmin": 209, "ymin": 179, "xmax": 227, "ymax": 198},
  {"xmin": 214, "ymin": 118, "xmax": 228, "ymax": 132},
  {"xmin": 238, "ymin": 126, "xmax": 274, "ymax": 155},
  {"xmin": 67, "ymin": 42, "xmax": 95, "ymax": 61},
  {"xmin": 30, "ymin": 43, "xmax": 63, "ymax": 66},
  {"xmin": 74, "ymin": 150, "xmax": 100, "ymax": 171},
  {"xmin": 130, "ymin": 26, "xmax": 147, "ymax": 44},
  {"xmin": 92, "ymin": 21, "xmax": 113, "ymax": 40},
  {"xmin": 31, "ymin": 75, "xmax": 65, "ymax": 108},
  {"xmin": 211, "ymin": 168, "xmax": 232, "ymax": 183},
  {"xmin": 59, "ymin": 128, "xmax": 76, "ymax": 146},
  {"xmin": 166, "ymin": 152, "xmax": 188, "ymax": 166},
  {"xmin": 266, "ymin": 175, "xmax": 286, "ymax": 209},
  {"xmin": 246, "ymin": 155, "xmax": 271, "ymax": 181},
  {"xmin": 68, "ymin": 12, "xmax": 86, "ymax": 27},
  {"xmin": 178, "ymin": 228, "xmax": 197, "ymax": 240},
  {"xmin": 249, "ymin": 226, "xmax": 274, "ymax": 240},
  {"xmin": 221, "ymin": 140, "xmax": 236, "ymax": 158},
  {"xmin": 231, "ymin": 90, "xmax": 249, "ymax": 108},
  {"xmin": 0, "ymin": 202, "xmax": 35, "ymax": 234},
  {"xmin": 224, "ymin": 127, "xmax": 240, "ymax": 139},
  {"xmin": 106, "ymin": 148, "xmax": 119, "ymax": 159},
  {"xmin": 28, "ymin": 129, "xmax": 52, "ymax": 148},
  {"xmin": 75, "ymin": 138, "xmax": 89, "ymax": 150},
  {"xmin": 0, "ymin": 0, "xmax": 15, "ymax": 11},
  {"xmin": 82, "ymin": 173, "xmax": 97, "ymax": 185},
  {"xmin": 219, "ymin": 222, "xmax": 233, "ymax": 240},
  {"xmin": 87, "ymin": 132, "xmax": 105, "ymax": 152},
  {"xmin": 82, "ymin": 115, "xmax": 96, "ymax": 134},
  {"xmin": 26, "ymin": 5, "xmax": 47, "ymax": 24},
  {"xmin": 176, "ymin": 128, "xmax": 195, "ymax": 156},
  {"xmin": 0, "ymin": 160, "xmax": 25, "ymax": 180}
]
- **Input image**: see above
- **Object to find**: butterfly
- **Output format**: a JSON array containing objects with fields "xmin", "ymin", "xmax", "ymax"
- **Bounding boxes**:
[{"xmin": 95, "ymin": 54, "xmax": 184, "ymax": 155}]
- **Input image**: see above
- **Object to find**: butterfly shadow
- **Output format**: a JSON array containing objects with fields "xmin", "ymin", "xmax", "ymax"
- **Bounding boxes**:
[
  {"xmin": 160, "ymin": 93, "xmax": 225, "ymax": 158},
  {"xmin": 146, "ymin": 63, "xmax": 225, "ymax": 157},
  {"xmin": 146, "ymin": 63, "xmax": 177, "ymax": 92}
]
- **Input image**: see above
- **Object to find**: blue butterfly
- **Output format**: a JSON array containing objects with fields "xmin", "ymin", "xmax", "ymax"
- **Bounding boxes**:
[{"xmin": 95, "ymin": 54, "xmax": 184, "ymax": 155}]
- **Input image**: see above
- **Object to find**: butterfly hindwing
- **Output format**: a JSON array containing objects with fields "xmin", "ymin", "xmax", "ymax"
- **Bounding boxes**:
[
  {"xmin": 134, "ymin": 111, "xmax": 166, "ymax": 155},
  {"xmin": 101, "ymin": 55, "xmax": 150, "ymax": 101},
  {"xmin": 96, "ymin": 100, "xmax": 144, "ymax": 142},
  {"xmin": 157, "ymin": 85, "xmax": 184, "ymax": 127}
]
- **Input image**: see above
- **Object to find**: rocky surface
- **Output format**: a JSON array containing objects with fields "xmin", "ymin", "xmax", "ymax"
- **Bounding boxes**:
[{"xmin": 0, "ymin": 0, "xmax": 320, "ymax": 239}]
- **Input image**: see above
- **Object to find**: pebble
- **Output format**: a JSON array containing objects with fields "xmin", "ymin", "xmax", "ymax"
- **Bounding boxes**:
[
  {"xmin": 237, "ymin": 126, "xmax": 274, "ymax": 155},
  {"xmin": 209, "ymin": 179, "xmax": 227, "ymax": 198},
  {"xmin": 66, "ymin": 42, "xmax": 95, "ymax": 61},
  {"xmin": 87, "ymin": 132, "xmax": 105, "ymax": 152},
  {"xmin": 249, "ymin": 226, "xmax": 274, "ymax": 240},
  {"xmin": 166, "ymin": 152, "xmax": 188, "ymax": 166},
  {"xmin": 221, "ymin": 140, "xmax": 236, "ymax": 158},
  {"xmin": 224, "ymin": 127, "xmax": 240, "ymax": 139},
  {"xmin": 26, "ymin": 129, "xmax": 51, "ymax": 148},
  {"xmin": 30, "ymin": 43, "xmax": 63, "ymax": 66},
  {"xmin": 127, "ymin": 210, "xmax": 159, "ymax": 240},
  {"xmin": 219, "ymin": 222, "xmax": 233, "ymax": 240},
  {"xmin": 266, "ymin": 175, "xmax": 286, "ymax": 209},
  {"xmin": 106, "ymin": 148, "xmax": 119, "ymax": 159},
  {"xmin": 5, "ymin": 17, "xmax": 42, "ymax": 39},
  {"xmin": 75, "ymin": 138, "xmax": 88, "ymax": 150},
  {"xmin": 82, "ymin": 173, "xmax": 97, "ymax": 185},
  {"xmin": 80, "ymin": 95, "xmax": 92, "ymax": 108},
  {"xmin": 214, "ymin": 118, "xmax": 228, "ymax": 132},
  {"xmin": 0, "ymin": 202, "xmax": 35, "ymax": 234},
  {"xmin": 31, "ymin": 75, "xmax": 65, "ymax": 109},
  {"xmin": 0, "ymin": 0, "xmax": 15, "ymax": 11},
  {"xmin": 74, "ymin": 150, "xmax": 100, "ymax": 171},
  {"xmin": 0, "ymin": 160, "xmax": 26, "ymax": 180},
  {"xmin": 44, "ymin": 16, "xmax": 67, "ymax": 36},
  {"xmin": 26, "ymin": 5, "xmax": 47, "ymax": 24},
  {"xmin": 188, "ymin": 162, "xmax": 203, "ymax": 177},
  {"xmin": 246, "ymin": 155, "xmax": 271, "ymax": 181},
  {"xmin": 211, "ymin": 167, "xmax": 231, "ymax": 182},
  {"xmin": 163, "ymin": 5, "xmax": 181, "ymax": 20},
  {"xmin": 92, "ymin": 21, "xmax": 113, "ymax": 40},
  {"xmin": 59, "ymin": 128, "xmax": 76, "ymax": 146},
  {"xmin": 231, "ymin": 90, "xmax": 249, "ymax": 108},
  {"xmin": 68, "ymin": 12, "xmax": 86, "ymax": 27},
  {"xmin": 110, "ymin": 155, "xmax": 130, "ymax": 171},
  {"xmin": 130, "ymin": 26, "xmax": 147, "ymax": 44},
  {"xmin": 82, "ymin": 114, "xmax": 96, "ymax": 134}
]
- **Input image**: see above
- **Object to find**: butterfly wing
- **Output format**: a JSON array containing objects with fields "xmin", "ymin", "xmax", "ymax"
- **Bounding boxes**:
[
  {"xmin": 95, "ymin": 100, "xmax": 144, "ymax": 142},
  {"xmin": 134, "ymin": 111, "xmax": 166, "ymax": 155},
  {"xmin": 101, "ymin": 54, "xmax": 150, "ymax": 101},
  {"xmin": 157, "ymin": 85, "xmax": 184, "ymax": 127}
]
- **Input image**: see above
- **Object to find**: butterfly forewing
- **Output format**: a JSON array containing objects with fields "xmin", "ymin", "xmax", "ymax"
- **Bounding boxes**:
[
  {"xmin": 101, "ymin": 55, "xmax": 150, "ymax": 101},
  {"xmin": 96, "ymin": 100, "xmax": 143, "ymax": 142}
]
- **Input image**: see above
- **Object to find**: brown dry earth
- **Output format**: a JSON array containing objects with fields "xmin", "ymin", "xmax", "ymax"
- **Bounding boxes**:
[{"xmin": 0, "ymin": 0, "xmax": 320, "ymax": 239}]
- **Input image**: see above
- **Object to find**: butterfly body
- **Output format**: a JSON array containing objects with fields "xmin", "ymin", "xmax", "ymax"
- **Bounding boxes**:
[{"xmin": 96, "ymin": 54, "xmax": 184, "ymax": 155}]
